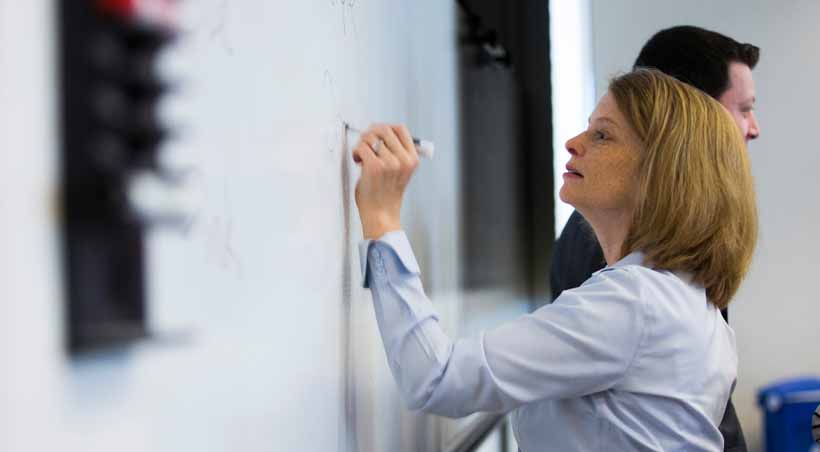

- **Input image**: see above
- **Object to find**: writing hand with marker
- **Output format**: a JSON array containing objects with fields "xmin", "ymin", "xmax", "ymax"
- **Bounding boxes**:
[{"xmin": 352, "ymin": 124, "xmax": 420, "ymax": 240}]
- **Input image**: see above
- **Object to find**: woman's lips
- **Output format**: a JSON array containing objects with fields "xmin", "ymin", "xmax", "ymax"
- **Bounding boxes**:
[{"xmin": 565, "ymin": 164, "xmax": 583, "ymax": 178}]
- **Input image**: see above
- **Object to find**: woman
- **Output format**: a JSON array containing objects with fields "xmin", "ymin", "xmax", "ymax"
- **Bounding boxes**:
[{"xmin": 352, "ymin": 69, "xmax": 757, "ymax": 451}]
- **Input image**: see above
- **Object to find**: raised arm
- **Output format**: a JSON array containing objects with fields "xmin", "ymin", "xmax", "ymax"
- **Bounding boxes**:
[{"xmin": 362, "ymin": 231, "xmax": 648, "ymax": 418}]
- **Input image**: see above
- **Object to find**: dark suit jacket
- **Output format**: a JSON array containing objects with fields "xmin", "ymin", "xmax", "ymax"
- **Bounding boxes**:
[{"xmin": 550, "ymin": 210, "xmax": 747, "ymax": 452}]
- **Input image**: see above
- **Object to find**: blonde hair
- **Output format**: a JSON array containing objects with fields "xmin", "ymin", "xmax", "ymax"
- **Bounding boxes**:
[{"xmin": 609, "ymin": 69, "xmax": 757, "ymax": 309}]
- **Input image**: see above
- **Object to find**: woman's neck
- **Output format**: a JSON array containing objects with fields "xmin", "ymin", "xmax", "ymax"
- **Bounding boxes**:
[{"xmin": 579, "ymin": 207, "xmax": 634, "ymax": 266}]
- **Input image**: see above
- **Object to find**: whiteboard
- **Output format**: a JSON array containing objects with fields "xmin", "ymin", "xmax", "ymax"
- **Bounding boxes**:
[
  {"xmin": 0, "ymin": 1, "xmax": 465, "ymax": 450},
  {"xmin": 141, "ymin": 1, "xmax": 464, "ymax": 451}
]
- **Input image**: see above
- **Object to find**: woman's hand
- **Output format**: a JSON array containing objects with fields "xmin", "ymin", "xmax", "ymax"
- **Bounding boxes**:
[{"xmin": 352, "ymin": 124, "xmax": 420, "ymax": 239}]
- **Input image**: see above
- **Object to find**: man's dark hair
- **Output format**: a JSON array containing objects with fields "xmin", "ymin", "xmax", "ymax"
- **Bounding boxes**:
[{"xmin": 633, "ymin": 25, "xmax": 760, "ymax": 99}]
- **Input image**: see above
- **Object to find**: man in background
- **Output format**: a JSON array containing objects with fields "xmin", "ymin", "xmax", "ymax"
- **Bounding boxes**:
[{"xmin": 551, "ymin": 25, "xmax": 760, "ymax": 452}]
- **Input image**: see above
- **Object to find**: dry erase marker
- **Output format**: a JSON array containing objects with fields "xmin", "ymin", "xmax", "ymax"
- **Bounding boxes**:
[{"xmin": 344, "ymin": 123, "xmax": 435, "ymax": 159}]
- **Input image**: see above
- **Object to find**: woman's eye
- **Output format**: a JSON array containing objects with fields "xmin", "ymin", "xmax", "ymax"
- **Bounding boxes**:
[{"xmin": 593, "ymin": 130, "xmax": 607, "ymax": 141}]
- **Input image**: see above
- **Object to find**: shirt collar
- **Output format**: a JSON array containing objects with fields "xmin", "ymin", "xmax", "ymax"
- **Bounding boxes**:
[{"xmin": 592, "ymin": 250, "xmax": 645, "ymax": 276}]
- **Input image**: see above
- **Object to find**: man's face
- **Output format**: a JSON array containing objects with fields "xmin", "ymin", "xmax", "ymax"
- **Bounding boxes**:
[{"xmin": 718, "ymin": 62, "xmax": 760, "ymax": 143}]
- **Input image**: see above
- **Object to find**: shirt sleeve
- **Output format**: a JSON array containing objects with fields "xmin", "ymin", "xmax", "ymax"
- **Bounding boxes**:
[{"xmin": 361, "ymin": 230, "xmax": 649, "ymax": 418}]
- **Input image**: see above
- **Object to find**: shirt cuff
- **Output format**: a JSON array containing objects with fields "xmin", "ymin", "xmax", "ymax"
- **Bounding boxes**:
[{"xmin": 358, "ymin": 230, "xmax": 422, "ymax": 288}]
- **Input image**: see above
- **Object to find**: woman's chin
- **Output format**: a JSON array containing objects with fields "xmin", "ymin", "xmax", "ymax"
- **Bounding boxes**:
[{"xmin": 558, "ymin": 186, "xmax": 576, "ymax": 206}]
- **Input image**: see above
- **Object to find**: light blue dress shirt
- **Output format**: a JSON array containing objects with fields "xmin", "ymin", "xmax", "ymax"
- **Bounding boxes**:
[{"xmin": 360, "ymin": 231, "xmax": 738, "ymax": 452}]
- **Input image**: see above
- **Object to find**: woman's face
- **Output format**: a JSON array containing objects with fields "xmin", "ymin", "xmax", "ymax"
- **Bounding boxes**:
[{"xmin": 560, "ymin": 92, "xmax": 642, "ymax": 215}]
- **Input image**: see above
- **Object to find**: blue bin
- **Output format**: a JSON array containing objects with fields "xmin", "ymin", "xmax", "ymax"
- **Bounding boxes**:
[{"xmin": 758, "ymin": 377, "xmax": 820, "ymax": 452}]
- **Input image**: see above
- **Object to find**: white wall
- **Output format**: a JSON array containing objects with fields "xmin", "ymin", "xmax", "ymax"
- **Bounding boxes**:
[
  {"xmin": 589, "ymin": 1, "xmax": 820, "ymax": 450},
  {"xmin": 0, "ymin": 2, "xmax": 62, "ymax": 451},
  {"xmin": 549, "ymin": 0, "xmax": 596, "ymax": 236},
  {"xmin": 0, "ymin": 2, "xmax": 463, "ymax": 452}
]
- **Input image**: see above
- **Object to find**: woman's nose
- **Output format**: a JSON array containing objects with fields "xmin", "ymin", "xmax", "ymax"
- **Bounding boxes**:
[{"xmin": 565, "ymin": 133, "xmax": 584, "ymax": 156}]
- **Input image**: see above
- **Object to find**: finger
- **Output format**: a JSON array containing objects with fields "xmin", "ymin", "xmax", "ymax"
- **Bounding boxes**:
[
  {"xmin": 376, "ymin": 142, "xmax": 401, "ymax": 170},
  {"xmin": 352, "ymin": 144, "xmax": 367, "ymax": 164},
  {"xmin": 354, "ymin": 142, "xmax": 378, "ymax": 168},
  {"xmin": 392, "ymin": 124, "xmax": 418, "ymax": 160},
  {"xmin": 360, "ymin": 132, "xmax": 383, "ymax": 158},
  {"xmin": 370, "ymin": 124, "xmax": 408, "ymax": 162}
]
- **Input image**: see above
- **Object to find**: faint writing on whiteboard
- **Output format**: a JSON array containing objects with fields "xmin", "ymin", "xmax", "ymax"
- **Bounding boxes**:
[
  {"xmin": 209, "ymin": 0, "xmax": 234, "ymax": 54},
  {"xmin": 183, "ymin": 0, "xmax": 235, "ymax": 55},
  {"xmin": 330, "ymin": 0, "xmax": 357, "ymax": 36},
  {"xmin": 203, "ymin": 215, "xmax": 243, "ymax": 276}
]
